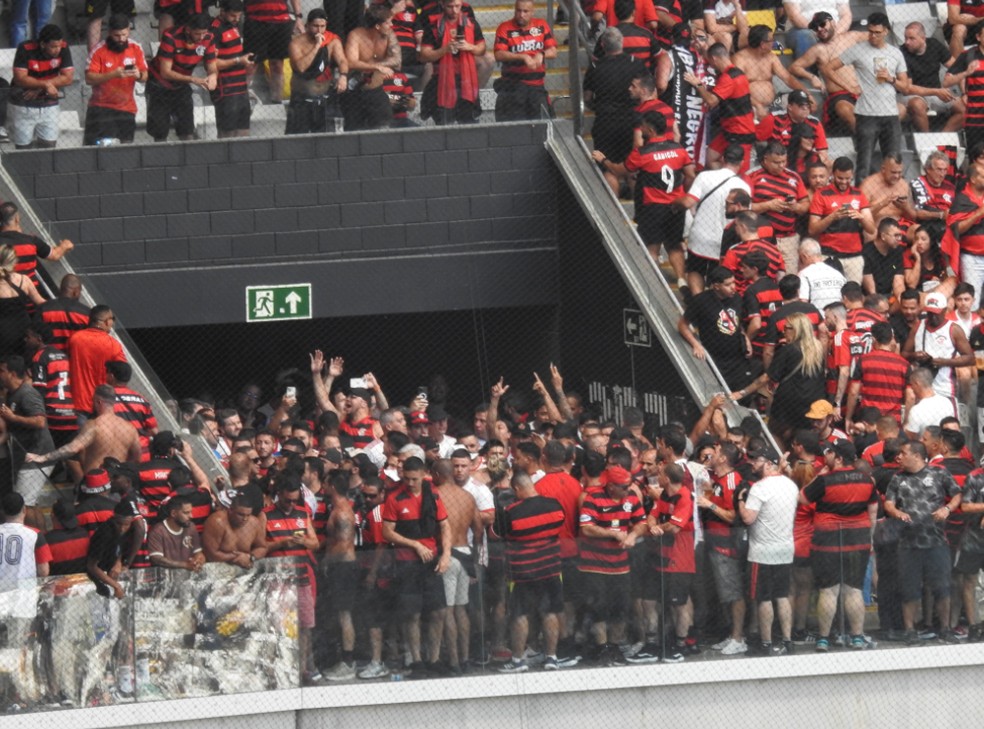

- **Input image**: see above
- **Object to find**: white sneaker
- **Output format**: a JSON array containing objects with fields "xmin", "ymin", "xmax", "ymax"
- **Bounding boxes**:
[
  {"xmin": 711, "ymin": 638, "xmax": 732, "ymax": 651},
  {"xmin": 0, "ymin": 126, "xmax": 8, "ymax": 142},
  {"xmin": 357, "ymin": 661, "xmax": 390, "ymax": 679},
  {"xmin": 721, "ymin": 638, "xmax": 748, "ymax": 656},
  {"xmin": 522, "ymin": 648, "xmax": 544, "ymax": 665},
  {"xmin": 324, "ymin": 662, "xmax": 356, "ymax": 681}
]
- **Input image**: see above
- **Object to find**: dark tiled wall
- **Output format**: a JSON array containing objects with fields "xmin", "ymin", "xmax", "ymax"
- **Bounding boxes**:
[{"xmin": 3, "ymin": 124, "xmax": 561, "ymax": 328}]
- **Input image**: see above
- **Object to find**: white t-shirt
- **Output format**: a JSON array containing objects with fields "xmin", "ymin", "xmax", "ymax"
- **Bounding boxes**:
[
  {"xmin": 0, "ymin": 523, "xmax": 48, "ymax": 618},
  {"xmin": 799, "ymin": 261, "xmax": 846, "ymax": 311},
  {"xmin": 464, "ymin": 479, "xmax": 495, "ymax": 565},
  {"xmin": 905, "ymin": 394, "xmax": 958, "ymax": 436},
  {"xmin": 785, "ymin": 0, "xmax": 844, "ymax": 25},
  {"xmin": 840, "ymin": 42, "xmax": 906, "ymax": 117},
  {"xmin": 686, "ymin": 169, "xmax": 751, "ymax": 260},
  {"xmin": 745, "ymin": 475, "xmax": 798, "ymax": 565}
]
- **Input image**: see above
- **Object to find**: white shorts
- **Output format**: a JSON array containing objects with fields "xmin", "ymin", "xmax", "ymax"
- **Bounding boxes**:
[
  {"xmin": 901, "ymin": 94, "xmax": 956, "ymax": 113},
  {"xmin": 9, "ymin": 104, "xmax": 59, "ymax": 146},
  {"xmin": 443, "ymin": 550, "xmax": 471, "ymax": 606},
  {"xmin": 16, "ymin": 464, "xmax": 49, "ymax": 506}
]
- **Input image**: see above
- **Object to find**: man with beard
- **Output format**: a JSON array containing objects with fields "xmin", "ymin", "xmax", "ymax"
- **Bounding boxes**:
[
  {"xmin": 83, "ymin": 14, "xmax": 148, "ymax": 145},
  {"xmin": 147, "ymin": 496, "xmax": 205, "ymax": 571},
  {"xmin": 902, "ymin": 292, "xmax": 974, "ymax": 398},
  {"xmin": 286, "ymin": 9, "xmax": 349, "ymax": 135}
]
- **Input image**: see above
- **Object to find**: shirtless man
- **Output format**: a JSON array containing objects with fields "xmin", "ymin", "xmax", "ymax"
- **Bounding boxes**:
[
  {"xmin": 733, "ymin": 24, "xmax": 806, "ymax": 119},
  {"xmin": 788, "ymin": 12, "xmax": 866, "ymax": 132},
  {"xmin": 344, "ymin": 2, "xmax": 399, "ymax": 130},
  {"xmin": 323, "ymin": 470, "xmax": 359, "ymax": 681},
  {"xmin": 27, "ymin": 385, "xmax": 141, "ymax": 472},
  {"xmin": 432, "ymin": 458, "xmax": 480, "ymax": 673},
  {"xmin": 859, "ymin": 153, "xmax": 918, "ymax": 231},
  {"xmin": 285, "ymin": 9, "xmax": 348, "ymax": 135},
  {"xmin": 202, "ymin": 493, "xmax": 268, "ymax": 567}
]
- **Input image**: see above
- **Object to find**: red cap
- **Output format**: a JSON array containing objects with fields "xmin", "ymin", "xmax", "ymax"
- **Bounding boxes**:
[
  {"xmin": 81, "ymin": 468, "xmax": 111, "ymax": 494},
  {"xmin": 601, "ymin": 466, "xmax": 632, "ymax": 487},
  {"xmin": 409, "ymin": 411, "xmax": 429, "ymax": 425}
]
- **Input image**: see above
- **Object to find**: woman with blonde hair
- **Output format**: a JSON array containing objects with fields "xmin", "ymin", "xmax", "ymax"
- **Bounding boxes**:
[
  {"xmin": 0, "ymin": 244, "xmax": 45, "ymax": 356},
  {"xmin": 736, "ymin": 312, "xmax": 827, "ymax": 447}
]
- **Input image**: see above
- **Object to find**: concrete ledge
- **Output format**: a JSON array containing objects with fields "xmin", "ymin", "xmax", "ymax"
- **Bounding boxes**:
[{"xmin": 10, "ymin": 644, "xmax": 982, "ymax": 729}]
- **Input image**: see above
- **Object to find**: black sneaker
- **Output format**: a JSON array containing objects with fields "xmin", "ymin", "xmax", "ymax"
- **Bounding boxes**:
[
  {"xmin": 903, "ymin": 630, "xmax": 920, "ymax": 646},
  {"xmin": 604, "ymin": 645, "xmax": 627, "ymax": 666},
  {"xmin": 626, "ymin": 642, "xmax": 661, "ymax": 664},
  {"xmin": 770, "ymin": 642, "xmax": 788, "ymax": 657},
  {"xmin": 661, "ymin": 650, "xmax": 685, "ymax": 663}
]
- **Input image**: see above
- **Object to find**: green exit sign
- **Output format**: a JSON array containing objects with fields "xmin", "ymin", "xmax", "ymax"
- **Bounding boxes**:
[{"xmin": 246, "ymin": 284, "xmax": 312, "ymax": 322}]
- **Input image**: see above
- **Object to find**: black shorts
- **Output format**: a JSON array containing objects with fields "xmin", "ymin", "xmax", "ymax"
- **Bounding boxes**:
[
  {"xmin": 87, "ymin": 0, "xmax": 135, "ymax": 19},
  {"xmin": 326, "ymin": 560, "xmax": 360, "ymax": 613},
  {"xmin": 721, "ymin": 357, "xmax": 765, "ymax": 394},
  {"xmin": 146, "ymin": 81, "xmax": 195, "ymax": 140},
  {"xmin": 748, "ymin": 561, "xmax": 791, "ymax": 603},
  {"xmin": 393, "ymin": 559, "xmax": 447, "ymax": 617},
  {"xmin": 214, "ymin": 93, "xmax": 251, "ymax": 133},
  {"xmin": 629, "ymin": 543, "xmax": 652, "ymax": 599},
  {"xmin": 243, "ymin": 19, "xmax": 293, "ymax": 63},
  {"xmin": 685, "ymin": 252, "xmax": 718, "ymax": 277},
  {"xmin": 486, "ymin": 556, "xmax": 508, "ymax": 606},
  {"xmin": 50, "ymin": 428, "xmax": 79, "ymax": 450},
  {"xmin": 954, "ymin": 548, "xmax": 984, "ymax": 575},
  {"xmin": 637, "ymin": 204, "xmax": 685, "ymax": 250},
  {"xmin": 560, "ymin": 557, "xmax": 582, "ymax": 605},
  {"xmin": 493, "ymin": 78, "xmax": 551, "ymax": 123},
  {"xmin": 580, "ymin": 571, "xmax": 631, "ymax": 623},
  {"xmin": 812, "ymin": 549, "xmax": 869, "ymax": 590},
  {"xmin": 898, "ymin": 545, "xmax": 951, "ymax": 601},
  {"xmin": 652, "ymin": 571, "xmax": 694, "ymax": 606},
  {"xmin": 421, "ymin": 76, "xmax": 481, "ymax": 125},
  {"xmin": 83, "ymin": 105, "xmax": 136, "ymax": 145},
  {"xmin": 285, "ymin": 93, "xmax": 340, "ymax": 135},
  {"xmin": 509, "ymin": 576, "xmax": 564, "ymax": 618},
  {"xmin": 341, "ymin": 87, "xmax": 393, "ymax": 131}
]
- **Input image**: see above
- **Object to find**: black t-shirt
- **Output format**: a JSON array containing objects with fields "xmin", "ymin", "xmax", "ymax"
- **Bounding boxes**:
[
  {"xmin": 684, "ymin": 291, "xmax": 746, "ymax": 369},
  {"xmin": 900, "ymin": 38, "xmax": 951, "ymax": 89},
  {"xmin": 889, "ymin": 312, "xmax": 915, "ymax": 350},
  {"xmin": 583, "ymin": 53, "xmax": 640, "ymax": 115},
  {"xmin": 861, "ymin": 242, "xmax": 903, "ymax": 295}
]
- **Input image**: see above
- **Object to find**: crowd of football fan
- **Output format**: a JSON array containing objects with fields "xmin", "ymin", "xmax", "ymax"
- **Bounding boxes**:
[
  {"xmin": 5, "ymin": 0, "xmax": 984, "ymax": 696},
  {"xmin": 0, "ymin": 0, "xmax": 559, "ymax": 146}
]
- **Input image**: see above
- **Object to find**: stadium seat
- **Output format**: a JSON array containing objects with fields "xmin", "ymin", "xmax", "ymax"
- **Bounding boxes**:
[
  {"xmin": 827, "ymin": 136, "xmax": 857, "ymax": 164},
  {"xmin": 886, "ymin": 3, "xmax": 938, "ymax": 43},
  {"xmin": 912, "ymin": 131, "xmax": 964, "ymax": 169}
]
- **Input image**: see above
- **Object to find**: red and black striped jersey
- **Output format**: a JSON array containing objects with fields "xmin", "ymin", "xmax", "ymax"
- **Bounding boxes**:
[
  {"xmin": 935, "ymin": 455, "xmax": 974, "ymax": 545},
  {"xmin": 949, "ymin": 0, "xmax": 984, "ymax": 16},
  {"xmin": 711, "ymin": 65, "xmax": 755, "ymax": 141},
  {"xmin": 851, "ymin": 349, "xmax": 909, "ymax": 419},
  {"xmin": 113, "ymin": 386, "xmax": 157, "ymax": 456},
  {"xmin": 612, "ymin": 22, "xmax": 659, "ymax": 71},
  {"xmin": 949, "ymin": 48, "xmax": 984, "ymax": 125},
  {"xmin": 30, "ymin": 345, "xmax": 76, "ymax": 432},
  {"xmin": 389, "ymin": 0, "xmax": 419, "ymax": 54},
  {"xmin": 763, "ymin": 300, "xmax": 822, "ymax": 347},
  {"xmin": 624, "ymin": 138, "xmax": 692, "ymax": 206},
  {"xmin": 76, "ymin": 494, "xmax": 116, "ymax": 536},
  {"xmin": 0, "ymin": 230, "xmax": 51, "ymax": 287},
  {"xmin": 46, "ymin": 526, "xmax": 90, "ymax": 575},
  {"xmin": 802, "ymin": 467, "xmax": 877, "ymax": 549},
  {"xmin": 910, "ymin": 175, "xmax": 955, "ymax": 214},
  {"xmin": 136, "ymin": 458, "xmax": 177, "ymax": 520},
  {"xmin": 11, "ymin": 40, "xmax": 74, "ymax": 107},
  {"xmin": 37, "ymin": 297, "xmax": 90, "ymax": 351},
  {"xmin": 721, "ymin": 238, "xmax": 785, "ymax": 295},
  {"xmin": 578, "ymin": 487, "xmax": 644, "ymax": 575},
  {"xmin": 244, "ymin": 0, "xmax": 291, "ymax": 23},
  {"xmin": 382, "ymin": 483, "xmax": 448, "ymax": 561},
  {"xmin": 756, "ymin": 111, "xmax": 828, "ymax": 151},
  {"xmin": 809, "ymin": 184, "xmax": 870, "ymax": 255},
  {"xmin": 634, "ymin": 97, "xmax": 674, "ymax": 139},
  {"xmin": 150, "ymin": 26, "xmax": 216, "ymax": 91},
  {"xmin": 652, "ymin": 0, "xmax": 681, "ymax": 48},
  {"xmin": 265, "ymin": 506, "xmax": 317, "ymax": 586},
  {"xmin": 210, "ymin": 16, "xmax": 247, "ymax": 98},
  {"xmin": 949, "ymin": 186, "xmax": 984, "ymax": 255},
  {"xmin": 383, "ymin": 73, "xmax": 414, "ymax": 119},
  {"xmin": 339, "ymin": 416, "xmax": 377, "ymax": 449},
  {"xmin": 498, "ymin": 495, "xmax": 565, "ymax": 582},
  {"xmin": 652, "ymin": 487, "xmax": 695, "ymax": 573},
  {"xmin": 745, "ymin": 167, "xmax": 808, "ymax": 236},
  {"xmin": 705, "ymin": 470, "xmax": 742, "ymax": 557},
  {"xmin": 743, "ymin": 277, "xmax": 783, "ymax": 355},
  {"xmin": 310, "ymin": 489, "xmax": 330, "ymax": 548},
  {"xmin": 847, "ymin": 307, "xmax": 887, "ymax": 354},
  {"xmin": 494, "ymin": 17, "xmax": 556, "ymax": 86}
]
